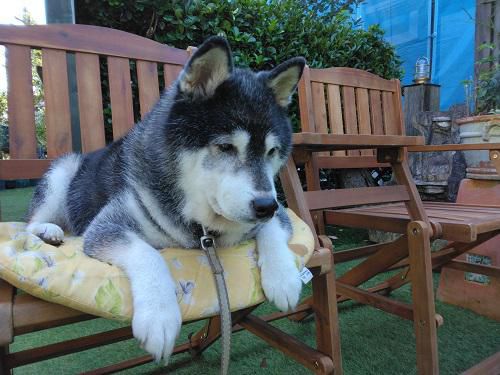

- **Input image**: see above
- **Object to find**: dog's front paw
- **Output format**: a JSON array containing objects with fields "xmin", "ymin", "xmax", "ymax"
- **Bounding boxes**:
[
  {"xmin": 260, "ymin": 258, "xmax": 302, "ymax": 312},
  {"xmin": 27, "ymin": 222, "xmax": 64, "ymax": 246},
  {"xmin": 132, "ymin": 298, "xmax": 182, "ymax": 364}
]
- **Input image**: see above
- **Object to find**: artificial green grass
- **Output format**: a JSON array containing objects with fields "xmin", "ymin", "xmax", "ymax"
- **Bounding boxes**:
[{"xmin": 0, "ymin": 188, "xmax": 499, "ymax": 374}]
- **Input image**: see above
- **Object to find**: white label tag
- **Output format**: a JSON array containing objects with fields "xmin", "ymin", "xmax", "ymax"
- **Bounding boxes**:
[{"xmin": 299, "ymin": 267, "xmax": 313, "ymax": 284}]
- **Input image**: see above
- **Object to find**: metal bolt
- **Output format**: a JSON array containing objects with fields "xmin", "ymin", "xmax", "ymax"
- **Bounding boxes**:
[
  {"xmin": 493, "ymin": 152, "xmax": 499, "ymax": 159},
  {"xmin": 412, "ymin": 228, "xmax": 419, "ymax": 235}
]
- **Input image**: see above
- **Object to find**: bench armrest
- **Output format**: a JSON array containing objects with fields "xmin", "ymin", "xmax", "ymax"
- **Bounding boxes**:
[
  {"xmin": 407, "ymin": 143, "xmax": 500, "ymax": 152},
  {"xmin": 293, "ymin": 133, "xmax": 424, "ymax": 152}
]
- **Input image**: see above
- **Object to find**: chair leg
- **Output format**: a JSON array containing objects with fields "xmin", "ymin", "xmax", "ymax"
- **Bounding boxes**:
[
  {"xmin": 0, "ymin": 346, "xmax": 11, "ymax": 375},
  {"xmin": 313, "ymin": 260, "xmax": 343, "ymax": 375},
  {"xmin": 408, "ymin": 221, "xmax": 439, "ymax": 375}
]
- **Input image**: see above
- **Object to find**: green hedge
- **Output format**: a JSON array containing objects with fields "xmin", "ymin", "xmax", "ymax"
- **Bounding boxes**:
[
  {"xmin": 76, "ymin": 0, "xmax": 402, "ymax": 79},
  {"xmin": 76, "ymin": 0, "xmax": 402, "ymax": 133}
]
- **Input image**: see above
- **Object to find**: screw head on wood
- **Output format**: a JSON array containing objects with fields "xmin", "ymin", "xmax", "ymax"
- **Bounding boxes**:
[{"xmin": 493, "ymin": 152, "xmax": 499, "ymax": 159}]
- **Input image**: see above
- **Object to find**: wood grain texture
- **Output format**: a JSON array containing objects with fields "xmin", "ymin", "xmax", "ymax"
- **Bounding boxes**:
[
  {"xmin": 75, "ymin": 52, "xmax": 106, "ymax": 153},
  {"xmin": 309, "ymin": 67, "xmax": 397, "ymax": 91},
  {"xmin": 107, "ymin": 56, "xmax": 134, "ymax": 139},
  {"xmin": 42, "ymin": 48, "xmax": 72, "ymax": 158},
  {"xmin": 356, "ymin": 88, "xmax": 372, "ymax": 156},
  {"xmin": 297, "ymin": 66, "xmax": 314, "ymax": 132},
  {"xmin": 163, "ymin": 64, "xmax": 182, "ymax": 89},
  {"xmin": 6, "ymin": 44, "xmax": 37, "ymax": 159},
  {"xmin": 0, "ymin": 24, "xmax": 188, "ymax": 64},
  {"xmin": 382, "ymin": 91, "xmax": 399, "ymax": 135},
  {"xmin": 326, "ymin": 84, "xmax": 345, "ymax": 156},
  {"xmin": 369, "ymin": 89, "xmax": 384, "ymax": 135},
  {"xmin": 136, "ymin": 60, "xmax": 160, "ymax": 117},
  {"xmin": 407, "ymin": 221, "xmax": 439, "ymax": 375},
  {"xmin": 342, "ymin": 86, "xmax": 359, "ymax": 156}
]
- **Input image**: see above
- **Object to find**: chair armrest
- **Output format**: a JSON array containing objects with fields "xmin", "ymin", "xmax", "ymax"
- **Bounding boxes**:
[
  {"xmin": 293, "ymin": 133, "xmax": 424, "ymax": 152},
  {"xmin": 407, "ymin": 143, "xmax": 500, "ymax": 152}
]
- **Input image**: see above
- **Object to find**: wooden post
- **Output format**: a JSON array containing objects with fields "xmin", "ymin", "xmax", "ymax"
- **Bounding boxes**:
[
  {"xmin": 402, "ymin": 84, "xmax": 440, "ymax": 136},
  {"xmin": 408, "ymin": 221, "xmax": 439, "ymax": 375}
]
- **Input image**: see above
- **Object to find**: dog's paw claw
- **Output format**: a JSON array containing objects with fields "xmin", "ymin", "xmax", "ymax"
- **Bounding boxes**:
[
  {"xmin": 260, "ymin": 260, "xmax": 302, "ymax": 312},
  {"xmin": 132, "ymin": 301, "xmax": 182, "ymax": 364},
  {"xmin": 28, "ymin": 223, "xmax": 64, "ymax": 246}
]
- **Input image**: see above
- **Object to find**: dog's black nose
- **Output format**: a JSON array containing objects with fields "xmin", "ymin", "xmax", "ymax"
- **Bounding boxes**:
[{"xmin": 252, "ymin": 198, "xmax": 278, "ymax": 219}]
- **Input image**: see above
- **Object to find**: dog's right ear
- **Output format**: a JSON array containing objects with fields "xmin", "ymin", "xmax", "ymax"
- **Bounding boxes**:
[{"xmin": 179, "ymin": 37, "xmax": 233, "ymax": 98}]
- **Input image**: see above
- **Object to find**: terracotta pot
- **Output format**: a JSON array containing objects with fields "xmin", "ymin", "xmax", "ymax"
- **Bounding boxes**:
[{"xmin": 456, "ymin": 114, "xmax": 500, "ymax": 180}]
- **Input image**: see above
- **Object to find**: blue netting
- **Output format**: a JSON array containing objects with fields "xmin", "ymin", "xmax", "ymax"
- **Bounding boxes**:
[{"xmin": 355, "ymin": 0, "xmax": 475, "ymax": 110}]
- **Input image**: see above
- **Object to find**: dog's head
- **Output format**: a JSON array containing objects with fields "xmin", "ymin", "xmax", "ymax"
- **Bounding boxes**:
[{"xmin": 168, "ymin": 37, "xmax": 305, "ymax": 229}]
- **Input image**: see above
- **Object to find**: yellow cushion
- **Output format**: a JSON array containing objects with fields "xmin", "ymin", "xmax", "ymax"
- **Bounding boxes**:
[{"xmin": 0, "ymin": 209, "xmax": 314, "ymax": 322}]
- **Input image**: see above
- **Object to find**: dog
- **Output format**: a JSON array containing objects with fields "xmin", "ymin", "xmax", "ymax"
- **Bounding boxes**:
[{"xmin": 27, "ymin": 37, "xmax": 305, "ymax": 363}]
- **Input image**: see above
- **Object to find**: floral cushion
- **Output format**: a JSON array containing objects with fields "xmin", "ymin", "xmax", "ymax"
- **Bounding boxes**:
[{"xmin": 0, "ymin": 209, "xmax": 314, "ymax": 322}]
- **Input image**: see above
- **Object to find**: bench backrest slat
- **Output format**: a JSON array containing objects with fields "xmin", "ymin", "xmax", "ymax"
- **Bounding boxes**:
[
  {"xmin": 0, "ymin": 24, "xmax": 189, "ymax": 180},
  {"xmin": 297, "ymin": 66, "xmax": 410, "ymax": 212},
  {"xmin": 75, "ymin": 52, "xmax": 106, "ymax": 153},
  {"xmin": 6, "ymin": 44, "xmax": 37, "ymax": 159},
  {"xmin": 42, "ymin": 48, "xmax": 72, "ymax": 158},
  {"xmin": 137, "ymin": 60, "xmax": 161, "ymax": 117}
]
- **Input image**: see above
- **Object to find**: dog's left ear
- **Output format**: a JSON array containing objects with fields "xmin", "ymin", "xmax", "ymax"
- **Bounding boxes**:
[
  {"xmin": 179, "ymin": 36, "xmax": 233, "ymax": 98},
  {"xmin": 265, "ymin": 57, "xmax": 306, "ymax": 107}
]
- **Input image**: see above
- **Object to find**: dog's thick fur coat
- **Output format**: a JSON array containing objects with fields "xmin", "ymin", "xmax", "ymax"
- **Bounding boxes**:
[{"xmin": 27, "ymin": 37, "xmax": 305, "ymax": 362}]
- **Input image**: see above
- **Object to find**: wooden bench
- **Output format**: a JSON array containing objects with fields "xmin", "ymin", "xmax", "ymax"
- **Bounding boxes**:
[
  {"xmin": 0, "ymin": 24, "xmax": 342, "ymax": 374},
  {"xmin": 279, "ymin": 66, "xmax": 500, "ymax": 374}
]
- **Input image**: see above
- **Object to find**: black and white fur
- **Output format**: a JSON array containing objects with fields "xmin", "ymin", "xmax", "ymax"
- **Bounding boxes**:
[{"xmin": 27, "ymin": 37, "xmax": 305, "ymax": 363}]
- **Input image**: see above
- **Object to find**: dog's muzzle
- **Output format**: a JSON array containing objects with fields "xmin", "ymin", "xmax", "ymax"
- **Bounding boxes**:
[{"xmin": 252, "ymin": 197, "xmax": 278, "ymax": 220}]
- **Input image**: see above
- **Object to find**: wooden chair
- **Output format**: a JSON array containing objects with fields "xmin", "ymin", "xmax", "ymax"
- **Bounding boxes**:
[
  {"xmin": 279, "ymin": 66, "xmax": 500, "ymax": 374},
  {"xmin": 0, "ymin": 25, "xmax": 342, "ymax": 374}
]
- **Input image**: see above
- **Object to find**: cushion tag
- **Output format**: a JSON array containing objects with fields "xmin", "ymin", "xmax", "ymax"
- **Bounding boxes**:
[{"xmin": 299, "ymin": 267, "xmax": 313, "ymax": 284}]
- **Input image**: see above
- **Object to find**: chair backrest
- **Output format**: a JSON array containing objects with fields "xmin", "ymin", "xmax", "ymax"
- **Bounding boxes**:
[
  {"xmin": 0, "ymin": 24, "xmax": 190, "ymax": 180},
  {"xmin": 298, "ymin": 66, "xmax": 404, "ymax": 169},
  {"xmin": 294, "ymin": 66, "xmax": 417, "ymax": 218}
]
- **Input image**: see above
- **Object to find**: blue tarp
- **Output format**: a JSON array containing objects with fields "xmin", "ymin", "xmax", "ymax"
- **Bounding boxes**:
[{"xmin": 355, "ymin": 0, "xmax": 475, "ymax": 110}]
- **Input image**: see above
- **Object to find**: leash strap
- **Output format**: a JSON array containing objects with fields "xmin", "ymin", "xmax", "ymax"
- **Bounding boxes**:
[{"xmin": 200, "ymin": 227, "xmax": 231, "ymax": 375}]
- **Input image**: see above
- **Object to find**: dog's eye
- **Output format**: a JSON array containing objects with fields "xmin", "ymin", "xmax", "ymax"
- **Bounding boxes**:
[
  {"xmin": 268, "ymin": 147, "xmax": 278, "ymax": 157},
  {"xmin": 217, "ymin": 144, "xmax": 235, "ymax": 153}
]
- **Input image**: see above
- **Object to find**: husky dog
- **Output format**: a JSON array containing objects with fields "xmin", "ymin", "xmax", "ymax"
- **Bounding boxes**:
[{"xmin": 27, "ymin": 37, "xmax": 305, "ymax": 362}]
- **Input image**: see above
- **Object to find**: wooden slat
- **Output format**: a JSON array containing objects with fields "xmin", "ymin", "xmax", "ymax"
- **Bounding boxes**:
[
  {"xmin": 75, "ymin": 52, "xmax": 105, "ymax": 153},
  {"xmin": 315, "ymin": 155, "xmax": 389, "ymax": 169},
  {"xmin": 356, "ymin": 88, "xmax": 372, "ymax": 156},
  {"xmin": 304, "ymin": 185, "xmax": 410, "ymax": 210},
  {"xmin": 5, "ymin": 327, "xmax": 133, "ymax": 368},
  {"xmin": 309, "ymin": 67, "xmax": 397, "ymax": 92},
  {"xmin": 326, "ymin": 84, "xmax": 345, "ymax": 156},
  {"xmin": 0, "ymin": 24, "xmax": 188, "ymax": 65},
  {"xmin": 107, "ymin": 56, "xmax": 134, "ymax": 139},
  {"xmin": 392, "ymin": 80, "xmax": 404, "ymax": 134},
  {"xmin": 342, "ymin": 86, "xmax": 359, "ymax": 156},
  {"xmin": 336, "ymin": 282, "xmax": 413, "ymax": 321},
  {"xmin": 13, "ymin": 294, "xmax": 94, "ymax": 335},
  {"xmin": 407, "ymin": 221, "xmax": 439, "ymax": 375},
  {"xmin": 0, "ymin": 159, "xmax": 51, "ymax": 180},
  {"xmin": 408, "ymin": 143, "xmax": 500, "ymax": 152},
  {"xmin": 6, "ymin": 44, "xmax": 37, "ymax": 159},
  {"xmin": 292, "ymin": 133, "xmax": 424, "ymax": 150},
  {"xmin": 382, "ymin": 91, "xmax": 399, "ymax": 135},
  {"xmin": 163, "ymin": 64, "xmax": 182, "ymax": 89},
  {"xmin": 444, "ymin": 260, "xmax": 500, "ymax": 278},
  {"xmin": 369, "ymin": 90, "xmax": 384, "ymax": 135},
  {"xmin": 279, "ymin": 157, "xmax": 320, "ymax": 249},
  {"xmin": 42, "ymin": 48, "xmax": 72, "ymax": 158},
  {"xmin": 239, "ymin": 315, "xmax": 334, "ymax": 374},
  {"xmin": 462, "ymin": 351, "xmax": 500, "ymax": 375},
  {"xmin": 311, "ymin": 82, "xmax": 328, "ymax": 133},
  {"xmin": 136, "ymin": 60, "xmax": 160, "ymax": 117},
  {"xmin": 0, "ymin": 280, "xmax": 14, "ymax": 346}
]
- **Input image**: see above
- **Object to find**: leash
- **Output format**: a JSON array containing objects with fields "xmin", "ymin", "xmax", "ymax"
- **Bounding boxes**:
[{"xmin": 200, "ymin": 226, "xmax": 231, "ymax": 375}]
